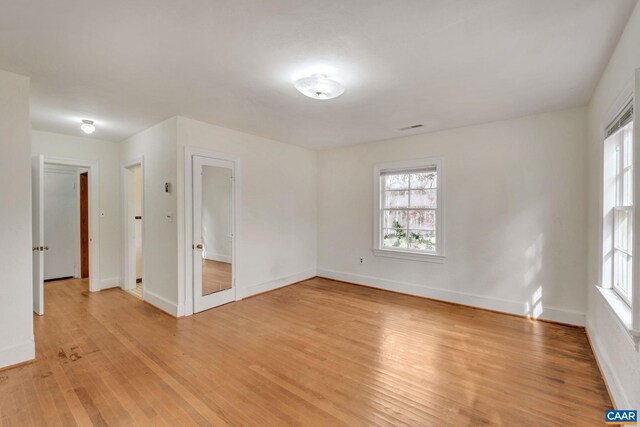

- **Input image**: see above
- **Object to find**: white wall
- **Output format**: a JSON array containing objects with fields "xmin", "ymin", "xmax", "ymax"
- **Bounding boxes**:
[
  {"xmin": 586, "ymin": 1, "xmax": 640, "ymax": 410},
  {"xmin": 115, "ymin": 116, "xmax": 318, "ymax": 316},
  {"xmin": 317, "ymin": 107, "xmax": 588, "ymax": 326},
  {"xmin": 32, "ymin": 130, "xmax": 122, "ymax": 288},
  {"xmin": 177, "ymin": 117, "xmax": 317, "ymax": 314},
  {"xmin": 201, "ymin": 166, "xmax": 232, "ymax": 262},
  {"xmin": 121, "ymin": 118, "xmax": 179, "ymax": 315},
  {"xmin": 0, "ymin": 70, "xmax": 34, "ymax": 368}
]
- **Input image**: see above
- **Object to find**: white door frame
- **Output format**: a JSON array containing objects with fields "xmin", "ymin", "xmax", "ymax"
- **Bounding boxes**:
[
  {"xmin": 40, "ymin": 155, "xmax": 100, "ymax": 292},
  {"xmin": 32, "ymin": 155, "xmax": 44, "ymax": 315},
  {"xmin": 76, "ymin": 167, "xmax": 90, "ymax": 278},
  {"xmin": 184, "ymin": 146, "xmax": 240, "ymax": 316},
  {"xmin": 121, "ymin": 157, "xmax": 145, "ymax": 293}
]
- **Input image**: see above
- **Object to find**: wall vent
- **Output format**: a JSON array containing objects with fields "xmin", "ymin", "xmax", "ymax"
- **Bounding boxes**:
[{"xmin": 398, "ymin": 124, "xmax": 423, "ymax": 131}]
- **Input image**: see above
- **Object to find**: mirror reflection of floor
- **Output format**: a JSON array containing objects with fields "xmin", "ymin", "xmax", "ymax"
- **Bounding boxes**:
[{"xmin": 202, "ymin": 259, "xmax": 232, "ymax": 295}]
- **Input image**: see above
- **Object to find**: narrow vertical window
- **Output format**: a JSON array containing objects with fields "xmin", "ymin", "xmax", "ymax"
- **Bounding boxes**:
[{"xmin": 605, "ymin": 101, "xmax": 634, "ymax": 305}]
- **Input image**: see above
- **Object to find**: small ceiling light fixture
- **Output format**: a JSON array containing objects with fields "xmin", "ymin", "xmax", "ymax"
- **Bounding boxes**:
[
  {"xmin": 80, "ymin": 119, "xmax": 96, "ymax": 134},
  {"xmin": 294, "ymin": 73, "xmax": 345, "ymax": 100}
]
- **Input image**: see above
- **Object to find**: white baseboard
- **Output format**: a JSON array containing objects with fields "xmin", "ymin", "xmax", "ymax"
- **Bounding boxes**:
[
  {"xmin": 317, "ymin": 269, "xmax": 585, "ymax": 326},
  {"xmin": 100, "ymin": 277, "xmax": 120, "ymax": 290},
  {"xmin": 586, "ymin": 319, "xmax": 631, "ymax": 410},
  {"xmin": 176, "ymin": 303, "xmax": 185, "ymax": 318},
  {"xmin": 0, "ymin": 338, "xmax": 35, "ymax": 369},
  {"xmin": 143, "ymin": 289, "xmax": 179, "ymax": 317},
  {"xmin": 238, "ymin": 269, "xmax": 317, "ymax": 299},
  {"xmin": 204, "ymin": 253, "xmax": 231, "ymax": 263}
]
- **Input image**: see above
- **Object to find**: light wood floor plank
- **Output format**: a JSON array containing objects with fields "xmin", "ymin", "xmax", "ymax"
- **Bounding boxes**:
[{"xmin": 0, "ymin": 277, "xmax": 611, "ymax": 426}]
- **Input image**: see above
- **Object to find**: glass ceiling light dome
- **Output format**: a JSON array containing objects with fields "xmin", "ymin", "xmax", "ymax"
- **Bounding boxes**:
[
  {"xmin": 80, "ymin": 119, "xmax": 95, "ymax": 134},
  {"xmin": 294, "ymin": 74, "xmax": 345, "ymax": 100}
]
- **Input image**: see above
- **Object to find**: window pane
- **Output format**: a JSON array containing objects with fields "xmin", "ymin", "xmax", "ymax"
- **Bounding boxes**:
[
  {"xmin": 616, "ymin": 143, "xmax": 622, "ymax": 207},
  {"xmin": 614, "ymin": 250, "xmax": 632, "ymax": 298},
  {"xmin": 384, "ymin": 190, "xmax": 408, "ymax": 208},
  {"xmin": 620, "ymin": 121, "xmax": 633, "ymax": 206},
  {"xmin": 408, "ymin": 210, "xmax": 435, "ymax": 230},
  {"xmin": 613, "ymin": 251, "xmax": 624, "ymax": 293},
  {"xmin": 383, "ymin": 210, "xmax": 407, "ymax": 229},
  {"xmin": 615, "ymin": 209, "xmax": 632, "ymax": 253},
  {"xmin": 384, "ymin": 174, "xmax": 409, "ymax": 190},
  {"xmin": 623, "ymin": 168, "xmax": 633, "ymax": 206},
  {"xmin": 409, "ymin": 189, "xmax": 436, "ymax": 208},
  {"xmin": 408, "ymin": 230, "xmax": 435, "ymax": 251},
  {"xmin": 631, "ymin": 254, "xmax": 635, "ymax": 302},
  {"xmin": 383, "ymin": 228, "xmax": 408, "ymax": 248},
  {"xmin": 410, "ymin": 172, "xmax": 437, "ymax": 189},
  {"xmin": 624, "ymin": 125, "xmax": 633, "ymax": 169},
  {"xmin": 379, "ymin": 166, "xmax": 439, "ymax": 254}
]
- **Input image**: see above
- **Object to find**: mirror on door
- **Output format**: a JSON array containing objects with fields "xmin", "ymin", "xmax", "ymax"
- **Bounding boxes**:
[{"xmin": 200, "ymin": 165, "xmax": 233, "ymax": 296}]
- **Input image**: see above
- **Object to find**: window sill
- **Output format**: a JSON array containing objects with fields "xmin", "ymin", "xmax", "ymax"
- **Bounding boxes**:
[
  {"xmin": 372, "ymin": 248, "xmax": 445, "ymax": 263},
  {"xmin": 595, "ymin": 285, "xmax": 640, "ymax": 349}
]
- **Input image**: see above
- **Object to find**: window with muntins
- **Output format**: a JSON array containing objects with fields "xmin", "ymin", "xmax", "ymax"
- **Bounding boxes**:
[
  {"xmin": 374, "ymin": 158, "xmax": 444, "ymax": 261},
  {"xmin": 610, "ymin": 119, "xmax": 634, "ymax": 305}
]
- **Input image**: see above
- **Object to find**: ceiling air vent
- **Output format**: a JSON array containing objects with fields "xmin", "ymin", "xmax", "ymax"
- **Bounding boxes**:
[{"xmin": 398, "ymin": 124, "xmax": 423, "ymax": 131}]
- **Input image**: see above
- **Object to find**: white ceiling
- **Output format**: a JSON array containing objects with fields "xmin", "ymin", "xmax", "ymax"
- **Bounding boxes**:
[{"xmin": 0, "ymin": 0, "xmax": 636, "ymax": 149}]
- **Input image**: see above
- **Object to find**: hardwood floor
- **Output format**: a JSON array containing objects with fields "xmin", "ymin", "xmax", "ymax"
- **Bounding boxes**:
[
  {"xmin": 202, "ymin": 259, "xmax": 231, "ymax": 295},
  {"xmin": 0, "ymin": 277, "xmax": 611, "ymax": 426}
]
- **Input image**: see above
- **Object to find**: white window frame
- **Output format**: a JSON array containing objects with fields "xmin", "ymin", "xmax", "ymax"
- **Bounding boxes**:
[
  {"xmin": 611, "ymin": 125, "xmax": 634, "ymax": 306},
  {"xmin": 598, "ymin": 84, "xmax": 640, "ymax": 349},
  {"xmin": 373, "ymin": 157, "xmax": 445, "ymax": 263}
]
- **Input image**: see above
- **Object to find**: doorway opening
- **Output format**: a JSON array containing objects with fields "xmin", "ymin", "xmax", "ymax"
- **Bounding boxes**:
[
  {"xmin": 122, "ymin": 159, "xmax": 144, "ymax": 299},
  {"xmin": 80, "ymin": 172, "xmax": 89, "ymax": 279},
  {"xmin": 32, "ymin": 155, "xmax": 99, "ymax": 315}
]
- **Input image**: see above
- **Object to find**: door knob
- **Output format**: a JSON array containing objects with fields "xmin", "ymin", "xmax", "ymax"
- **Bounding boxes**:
[
  {"xmin": 195, "ymin": 244, "xmax": 203, "ymax": 249},
  {"xmin": 32, "ymin": 247, "xmax": 38, "ymax": 251},
  {"xmin": 44, "ymin": 246, "xmax": 49, "ymax": 251}
]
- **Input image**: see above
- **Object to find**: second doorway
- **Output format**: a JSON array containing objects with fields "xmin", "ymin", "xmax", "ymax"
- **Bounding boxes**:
[{"xmin": 123, "ymin": 161, "xmax": 144, "ymax": 299}]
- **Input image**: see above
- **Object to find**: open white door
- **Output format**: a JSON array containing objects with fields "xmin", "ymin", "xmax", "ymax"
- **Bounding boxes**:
[
  {"xmin": 193, "ymin": 155, "xmax": 236, "ymax": 313},
  {"xmin": 32, "ymin": 155, "xmax": 44, "ymax": 315},
  {"xmin": 43, "ymin": 168, "xmax": 77, "ymax": 280}
]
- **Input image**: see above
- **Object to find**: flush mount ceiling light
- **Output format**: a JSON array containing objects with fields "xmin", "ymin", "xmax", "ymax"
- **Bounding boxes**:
[
  {"xmin": 80, "ymin": 119, "xmax": 95, "ymax": 134},
  {"xmin": 294, "ymin": 74, "xmax": 345, "ymax": 100}
]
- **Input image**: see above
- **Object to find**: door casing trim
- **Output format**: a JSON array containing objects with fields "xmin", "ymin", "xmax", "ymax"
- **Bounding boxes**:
[{"xmin": 39, "ymin": 155, "xmax": 100, "ymax": 293}]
